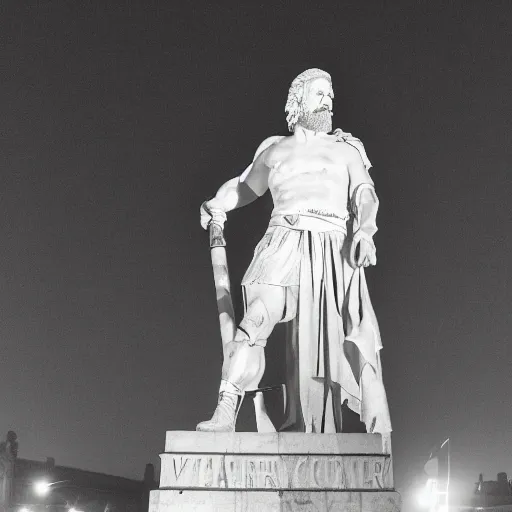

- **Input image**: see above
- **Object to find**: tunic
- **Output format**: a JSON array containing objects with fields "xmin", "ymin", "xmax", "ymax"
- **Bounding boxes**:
[{"xmin": 241, "ymin": 212, "xmax": 392, "ymax": 434}]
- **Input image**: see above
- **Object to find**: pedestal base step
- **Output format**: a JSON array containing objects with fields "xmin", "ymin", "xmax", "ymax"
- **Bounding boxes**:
[{"xmin": 150, "ymin": 489, "xmax": 401, "ymax": 512}]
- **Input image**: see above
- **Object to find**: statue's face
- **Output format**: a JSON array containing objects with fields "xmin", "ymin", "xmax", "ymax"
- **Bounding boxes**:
[
  {"xmin": 296, "ymin": 77, "xmax": 334, "ymax": 133},
  {"xmin": 302, "ymin": 77, "xmax": 333, "ymax": 115}
]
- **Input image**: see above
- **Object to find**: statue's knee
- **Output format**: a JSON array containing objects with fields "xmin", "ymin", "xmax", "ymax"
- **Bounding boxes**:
[
  {"xmin": 235, "ymin": 318, "xmax": 263, "ymax": 346},
  {"xmin": 235, "ymin": 299, "xmax": 271, "ymax": 347},
  {"xmin": 233, "ymin": 328, "xmax": 268, "ymax": 348},
  {"xmin": 224, "ymin": 340, "xmax": 242, "ymax": 360}
]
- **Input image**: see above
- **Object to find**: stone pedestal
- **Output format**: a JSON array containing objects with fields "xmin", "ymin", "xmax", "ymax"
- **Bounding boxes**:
[{"xmin": 149, "ymin": 431, "xmax": 401, "ymax": 511}]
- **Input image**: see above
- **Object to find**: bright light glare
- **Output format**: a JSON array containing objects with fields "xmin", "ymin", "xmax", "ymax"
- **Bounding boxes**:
[
  {"xmin": 69, "ymin": 508, "xmax": 83, "ymax": 512},
  {"xmin": 19, "ymin": 508, "xmax": 31, "ymax": 512},
  {"xmin": 33, "ymin": 480, "xmax": 51, "ymax": 496},
  {"xmin": 417, "ymin": 478, "xmax": 438, "ymax": 509},
  {"xmin": 417, "ymin": 489, "xmax": 437, "ymax": 508}
]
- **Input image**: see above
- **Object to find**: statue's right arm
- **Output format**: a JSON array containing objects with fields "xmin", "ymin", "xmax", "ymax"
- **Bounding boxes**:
[{"xmin": 207, "ymin": 136, "xmax": 282, "ymax": 213}]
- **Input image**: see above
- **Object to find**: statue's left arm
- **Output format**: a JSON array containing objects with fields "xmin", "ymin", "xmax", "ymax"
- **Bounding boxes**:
[{"xmin": 347, "ymin": 146, "xmax": 379, "ymax": 268}]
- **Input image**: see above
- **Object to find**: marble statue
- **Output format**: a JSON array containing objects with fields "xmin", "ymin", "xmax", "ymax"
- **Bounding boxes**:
[{"xmin": 197, "ymin": 68, "xmax": 391, "ymax": 436}]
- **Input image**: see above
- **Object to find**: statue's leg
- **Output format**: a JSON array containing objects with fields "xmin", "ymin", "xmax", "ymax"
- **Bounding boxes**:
[
  {"xmin": 196, "ymin": 284, "xmax": 286, "ymax": 432},
  {"xmin": 223, "ymin": 284, "xmax": 286, "ymax": 388}
]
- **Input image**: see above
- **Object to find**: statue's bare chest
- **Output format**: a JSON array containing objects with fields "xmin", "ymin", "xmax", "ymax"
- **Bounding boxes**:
[{"xmin": 268, "ymin": 139, "xmax": 349, "ymax": 190}]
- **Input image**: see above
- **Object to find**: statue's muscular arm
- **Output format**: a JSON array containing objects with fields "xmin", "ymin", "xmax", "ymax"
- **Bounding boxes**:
[
  {"xmin": 346, "ymin": 143, "xmax": 379, "ymax": 267},
  {"xmin": 206, "ymin": 136, "xmax": 281, "ymax": 213}
]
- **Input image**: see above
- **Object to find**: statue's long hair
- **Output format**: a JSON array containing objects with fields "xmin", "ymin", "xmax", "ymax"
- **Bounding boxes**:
[{"xmin": 285, "ymin": 68, "xmax": 332, "ymax": 132}]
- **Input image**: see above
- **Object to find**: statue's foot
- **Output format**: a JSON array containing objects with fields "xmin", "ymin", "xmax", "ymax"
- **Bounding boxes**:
[{"xmin": 196, "ymin": 381, "xmax": 244, "ymax": 432}]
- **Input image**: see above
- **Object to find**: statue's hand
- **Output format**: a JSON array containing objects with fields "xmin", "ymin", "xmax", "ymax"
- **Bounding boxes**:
[
  {"xmin": 350, "ymin": 231, "xmax": 377, "ymax": 268},
  {"xmin": 200, "ymin": 200, "xmax": 227, "ymax": 231}
]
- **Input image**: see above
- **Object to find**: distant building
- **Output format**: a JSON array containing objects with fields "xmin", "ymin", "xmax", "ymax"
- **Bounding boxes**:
[
  {"xmin": 473, "ymin": 472, "xmax": 512, "ymax": 509},
  {"xmin": 0, "ymin": 431, "xmax": 157, "ymax": 512}
]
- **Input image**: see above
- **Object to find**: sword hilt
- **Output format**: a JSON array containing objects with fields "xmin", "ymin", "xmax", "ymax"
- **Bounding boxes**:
[{"xmin": 209, "ymin": 222, "xmax": 226, "ymax": 248}]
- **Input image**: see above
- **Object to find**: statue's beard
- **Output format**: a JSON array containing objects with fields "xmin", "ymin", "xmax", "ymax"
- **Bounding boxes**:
[{"xmin": 296, "ymin": 109, "xmax": 332, "ymax": 133}]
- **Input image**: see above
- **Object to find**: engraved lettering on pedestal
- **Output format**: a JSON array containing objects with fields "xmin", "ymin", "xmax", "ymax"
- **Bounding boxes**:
[
  {"xmin": 293, "ymin": 456, "xmax": 309, "ymax": 488},
  {"xmin": 363, "ymin": 460, "xmax": 372, "ymax": 488},
  {"xmin": 282, "ymin": 455, "xmax": 297, "ymax": 488},
  {"xmin": 246, "ymin": 461, "xmax": 256, "ymax": 489},
  {"xmin": 192, "ymin": 457, "xmax": 200, "ymax": 485},
  {"xmin": 225, "ymin": 457, "xmax": 243, "ymax": 489},
  {"xmin": 258, "ymin": 460, "xmax": 280, "ymax": 488},
  {"xmin": 374, "ymin": 461, "xmax": 383, "ymax": 489},
  {"xmin": 173, "ymin": 456, "xmax": 190, "ymax": 482},
  {"xmin": 312, "ymin": 458, "xmax": 339, "ymax": 488},
  {"xmin": 352, "ymin": 458, "xmax": 362, "ymax": 489},
  {"xmin": 337, "ymin": 458, "xmax": 349, "ymax": 488},
  {"xmin": 337, "ymin": 458, "xmax": 347, "ymax": 489},
  {"xmin": 203, "ymin": 456, "xmax": 213, "ymax": 487},
  {"xmin": 382, "ymin": 457, "xmax": 392, "ymax": 488},
  {"xmin": 313, "ymin": 459, "xmax": 323, "ymax": 488},
  {"xmin": 216, "ymin": 456, "xmax": 227, "ymax": 488},
  {"xmin": 342, "ymin": 457, "xmax": 355, "ymax": 489},
  {"xmin": 166, "ymin": 453, "xmax": 391, "ymax": 490}
]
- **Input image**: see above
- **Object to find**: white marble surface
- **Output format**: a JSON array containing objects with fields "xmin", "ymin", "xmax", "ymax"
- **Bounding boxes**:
[
  {"xmin": 164, "ymin": 431, "xmax": 386, "ymax": 455},
  {"xmin": 149, "ymin": 489, "xmax": 401, "ymax": 512}
]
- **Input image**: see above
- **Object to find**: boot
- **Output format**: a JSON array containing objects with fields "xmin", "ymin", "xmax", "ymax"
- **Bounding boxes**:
[{"xmin": 196, "ymin": 380, "xmax": 244, "ymax": 432}]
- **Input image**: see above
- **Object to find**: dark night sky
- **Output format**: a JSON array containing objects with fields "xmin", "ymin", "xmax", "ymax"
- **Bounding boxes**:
[{"xmin": 2, "ymin": 0, "xmax": 511, "ymax": 504}]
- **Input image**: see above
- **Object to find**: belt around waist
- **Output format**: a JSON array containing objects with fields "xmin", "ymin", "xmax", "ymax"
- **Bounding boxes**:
[{"xmin": 269, "ymin": 214, "xmax": 347, "ymax": 233}]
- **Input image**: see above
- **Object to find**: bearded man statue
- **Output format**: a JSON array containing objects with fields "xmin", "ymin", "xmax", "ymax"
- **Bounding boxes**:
[{"xmin": 197, "ymin": 68, "xmax": 391, "ymax": 436}]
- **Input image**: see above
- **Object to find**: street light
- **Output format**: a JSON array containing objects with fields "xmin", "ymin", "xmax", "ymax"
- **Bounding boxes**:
[
  {"xmin": 32, "ymin": 480, "xmax": 87, "ymax": 512},
  {"xmin": 33, "ymin": 479, "xmax": 70, "ymax": 497},
  {"xmin": 33, "ymin": 479, "xmax": 51, "ymax": 497}
]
